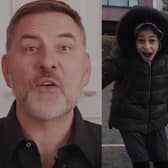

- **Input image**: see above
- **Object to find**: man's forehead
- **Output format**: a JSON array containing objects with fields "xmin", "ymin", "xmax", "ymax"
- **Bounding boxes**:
[
  {"xmin": 9, "ymin": 12, "xmax": 86, "ymax": 49},
  {"xmin": 20, "ymin": 32, "xmax": 76, "ymax": 42}
]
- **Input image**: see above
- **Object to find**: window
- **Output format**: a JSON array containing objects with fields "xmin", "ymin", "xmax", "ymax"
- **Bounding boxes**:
[
  {"xmin": 109, "ymin": 0, "xmax": 128, "ymax": 7},
  {"xmin": 102, "ymin": 0, "xmax": 139, "ymax": 7},
  {"xmin": 102, "ymin": 0, "xmax": 108, "ymax": 5},
  {"xmin": 129, "ymin": 0, "xmax": 139, "ymax": 7}
]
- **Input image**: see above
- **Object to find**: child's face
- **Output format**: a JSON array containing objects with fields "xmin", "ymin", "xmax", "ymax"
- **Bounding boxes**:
[{"xmin": 136, "ymin": 28, "xmax": 160, "ymax": 63}]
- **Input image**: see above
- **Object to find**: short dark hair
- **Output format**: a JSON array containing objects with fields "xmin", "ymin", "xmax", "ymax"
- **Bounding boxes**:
[
  {"xmin": 6, "ymin": 0, "xmax": 86, "ymax": 51},
  {"xmin": 135, "ymin": 22, "xmax": 163, "ymax": 40}
]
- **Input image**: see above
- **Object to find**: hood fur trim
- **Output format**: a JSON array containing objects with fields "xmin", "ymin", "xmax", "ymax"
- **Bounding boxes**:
[{"xmin": 117, "ymin": 6, "xmax": 168, "ymax": 55}]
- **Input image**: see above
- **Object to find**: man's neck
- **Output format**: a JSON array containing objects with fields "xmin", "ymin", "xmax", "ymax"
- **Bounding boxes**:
[{"xmin": 16, "ymin": 105, "xmax": 74, "ymax": 168}]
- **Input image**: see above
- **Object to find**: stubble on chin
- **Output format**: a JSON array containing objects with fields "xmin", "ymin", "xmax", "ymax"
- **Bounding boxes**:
[
  {"xmin": 11, "ymin": 74, "xmax": 80, "ymax": 121},
  {"xmin": 17, "ymin": 89, "xmax": 75, "ymax": 121}
]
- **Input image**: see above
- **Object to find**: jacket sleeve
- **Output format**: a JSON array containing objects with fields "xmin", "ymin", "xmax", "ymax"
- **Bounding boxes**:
[{"xmin": 102, "ymin": 47, "xmax": 124, "ymax": 89}]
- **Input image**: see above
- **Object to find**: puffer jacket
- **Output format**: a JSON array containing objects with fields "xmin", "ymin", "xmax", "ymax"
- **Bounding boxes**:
[{"xmin": 103, "ymin": 6, "xmax": 168, "ymax": 134}]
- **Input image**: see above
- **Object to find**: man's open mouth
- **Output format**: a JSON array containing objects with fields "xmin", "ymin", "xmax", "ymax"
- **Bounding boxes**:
[
  {"xmin": 35, "ymin": 77, "xmax": 60, "ymax": 92},
  {"xmin": 40, "ymin": 81, "xmax": 56, "ymax": 87}
]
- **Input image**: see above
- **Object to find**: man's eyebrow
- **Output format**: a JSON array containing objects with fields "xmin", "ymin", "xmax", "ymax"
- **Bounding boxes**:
[
  {"xmin": 20, "ymin": 33, "xmax": 76, "ymax": 41},
  {"xmin": 57, "ymin": 33, "xmax": 76, "ymax": 41},
  {"xmin": 20, "ymin": 34, "xmax": 40, "ymax": 41}
]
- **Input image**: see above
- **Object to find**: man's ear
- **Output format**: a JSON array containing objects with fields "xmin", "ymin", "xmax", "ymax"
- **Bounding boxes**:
[
  {"xmin": 1, "ymin": 54, "xmax": 12, "ymax": 88},
  {"xmin": 82, "ymin": 52, "xmax": 91, "ymax": 87}
]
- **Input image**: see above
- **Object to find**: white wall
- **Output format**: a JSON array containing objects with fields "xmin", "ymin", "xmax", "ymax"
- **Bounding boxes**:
[
  {"xmin": 0, "ymin": 0, "xmax": 101, "ymax": 124},
  {"xmin": 0, "ymin": 0, "xmax": 14, "ymax": 117}
]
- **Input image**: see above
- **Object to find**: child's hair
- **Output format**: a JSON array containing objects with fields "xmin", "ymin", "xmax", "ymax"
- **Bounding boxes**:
[{"xmin": 135, "ymin": 22, "xmax": 163, "ymax": 40}]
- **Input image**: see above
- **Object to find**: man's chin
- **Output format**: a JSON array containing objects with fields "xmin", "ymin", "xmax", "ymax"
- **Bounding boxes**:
[
  {"xmin": 26, "ymin": 104, "xmax": 69, "ymax": 121},
  {"xmin": 24, "ymin": 96, "xmax": 71, "ymax": 121}
]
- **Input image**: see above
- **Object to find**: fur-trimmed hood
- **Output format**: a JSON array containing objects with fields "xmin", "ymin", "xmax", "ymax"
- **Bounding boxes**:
[{"xmin": 116, "ymin": 6, "xmax": 168, "ymax": 56}]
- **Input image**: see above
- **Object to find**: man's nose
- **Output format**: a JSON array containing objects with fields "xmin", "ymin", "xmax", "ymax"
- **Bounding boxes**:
[{"xmin": 39, "ymin": 49, "xmax": 57, "ymax": 71}]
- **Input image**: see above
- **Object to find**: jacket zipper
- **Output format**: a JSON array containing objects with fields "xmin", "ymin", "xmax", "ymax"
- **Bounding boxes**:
[{"xmin": 145, "ymin": 63, "xmax": 151, "ymax": 133}]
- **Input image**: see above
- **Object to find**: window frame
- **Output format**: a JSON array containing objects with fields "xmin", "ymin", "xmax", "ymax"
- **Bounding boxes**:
[{"xmin": 102, "ymin": 0, "xmax": 139, "ymax": 8}]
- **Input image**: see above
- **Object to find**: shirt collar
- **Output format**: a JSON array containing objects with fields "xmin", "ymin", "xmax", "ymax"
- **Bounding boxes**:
[
  {"xmin": 69, "ymin": 107, "xmax": 100, "ymax": 167},
  {"xmin": 2, "ymin": 101, "xmax": 99, "ymax": 167},
  {"xmin": 2, "ymin": 101, "xmax": 25, "ymax": 163}
]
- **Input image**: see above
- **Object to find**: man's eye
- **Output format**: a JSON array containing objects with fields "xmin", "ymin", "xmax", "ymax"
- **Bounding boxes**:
[
  {"xmin": 59, "ymin": 45, "xmax": 72, "ymax": 53},
  {"xmin": 24, "ymin": 46, "xmax": 38, "ymax": 54}
]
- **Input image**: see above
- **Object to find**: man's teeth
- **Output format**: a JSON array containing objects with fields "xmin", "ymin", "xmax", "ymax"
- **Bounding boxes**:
[{"xmin": 42, "ymin": 82, "xmax": 55, "ymax": 86}]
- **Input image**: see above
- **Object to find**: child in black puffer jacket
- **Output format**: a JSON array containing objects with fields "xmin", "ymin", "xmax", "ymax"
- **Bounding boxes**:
[{"xmin": 103, "ymin": 6, "xmax": 168, "ymax": 168}]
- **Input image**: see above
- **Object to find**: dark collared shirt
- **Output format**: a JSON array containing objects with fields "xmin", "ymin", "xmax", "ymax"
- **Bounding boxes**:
[{"xmin": 0, "ymin": 101, "xmax": 101, "ymax": 168}]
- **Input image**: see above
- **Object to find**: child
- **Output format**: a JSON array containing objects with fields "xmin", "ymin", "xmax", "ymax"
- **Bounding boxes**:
[{"xmin": 103, "ymin": 6, "xmax": 168, "ymax": 168}]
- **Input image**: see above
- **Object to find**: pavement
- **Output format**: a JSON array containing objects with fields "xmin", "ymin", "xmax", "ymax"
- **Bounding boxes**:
[
  {"xmin": 102, "ymin": 83, "xmax": 168, "ymax": 168},
  {"xmin": 102, "ymin": 83, "xmax": 132, "ymax": 168}
]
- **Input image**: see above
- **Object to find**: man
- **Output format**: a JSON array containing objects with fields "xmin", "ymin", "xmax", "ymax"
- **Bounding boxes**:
[{"xmin": 0, "ymin": 0, "xmax": 101, "ymax": 168}]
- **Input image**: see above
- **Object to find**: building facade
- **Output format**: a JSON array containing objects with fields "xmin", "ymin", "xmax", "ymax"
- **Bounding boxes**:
[{"xmin": 102, "ymin": 0, "xmax": 153, "ymax": 35}]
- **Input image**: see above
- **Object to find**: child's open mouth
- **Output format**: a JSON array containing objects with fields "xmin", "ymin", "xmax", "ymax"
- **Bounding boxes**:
[
  {"xmin": 141, "ymin": 51, "xmax": 154, "ymax": 63},
  {"xmin": 142, "ymin": 52, "xmax": 152, "ymax": 58}
]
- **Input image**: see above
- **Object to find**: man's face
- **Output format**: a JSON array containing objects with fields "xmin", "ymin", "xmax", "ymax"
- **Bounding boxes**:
[
  {"xmin": 2, "ymin": 12, "xmax": 90, "ymax": 120},
  {"xmin": 136, "ymin": 28, "xmax": 160, "ymax": 63}
]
